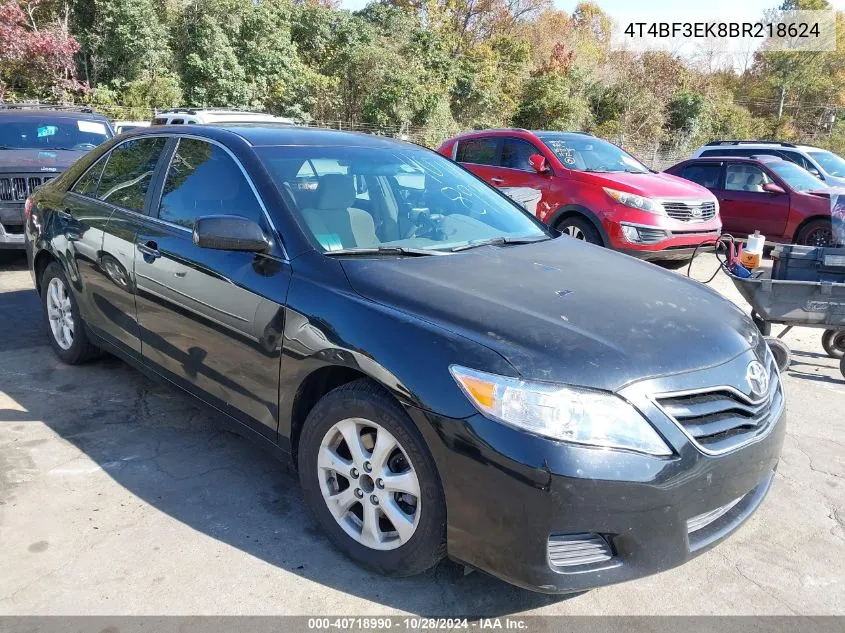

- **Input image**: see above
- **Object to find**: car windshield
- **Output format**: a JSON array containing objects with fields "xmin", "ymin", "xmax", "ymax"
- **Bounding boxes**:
[
  {"xmin": 0, "ymin": 117, "xmax": 112, "ymax": 150},
  {"xmin": 537, "ymin": 133, "xmax": 650, "ymax": 174},
  {"xmin": 807, "ymin": 150, "xmax": 845, "ymax": 178},
  {"xmin": 256, "ymin": 145, "xmax": 549, "ymax": 253},
  {"xmin": 766, "ymin": 160, "xmax": 827, "ymax": 192}
]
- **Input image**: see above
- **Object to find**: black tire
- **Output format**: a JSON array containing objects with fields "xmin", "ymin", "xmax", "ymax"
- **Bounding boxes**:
[
  {"xmin": 556, "ymin": 216, "xmax": 603, "ymax": 245},
  {"xmin": 657, "ymin": 258, "xmax": 692, "ymax": 270},
  {"xmin": 765, "ymin": 337, "xmax": 792, "ymax": 373},
  {"xmin": 40, "ymin": 262, "xmax": 101, "ymax": 364},
  {"xmin": 821, "ymin": 329, "xmax": 845, "ymax": 360},
  {"xmin": 298, "ymin": 379, "xmax": 446, "ymax": 577},
  {"xmin": 752, "ymin": 313, "xmax": 772, "ymax": 337},
  {"xmin": 795, "ymin": 219, "xmax": 834, "ymax": 247},
  {"xmin": 840, "ymin": 354, "xmax": 845, "ymax": 380}
]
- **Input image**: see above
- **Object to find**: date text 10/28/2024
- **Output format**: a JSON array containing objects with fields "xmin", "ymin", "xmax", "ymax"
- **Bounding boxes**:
[{"xmin": 307, "ymin": 617, "xmax": 528, "ymax": 630}]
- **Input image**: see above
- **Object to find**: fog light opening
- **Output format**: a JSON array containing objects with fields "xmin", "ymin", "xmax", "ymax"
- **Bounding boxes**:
[{"xmin": 547, "ymin": 533, "xmax": 615, "ymax": 569}]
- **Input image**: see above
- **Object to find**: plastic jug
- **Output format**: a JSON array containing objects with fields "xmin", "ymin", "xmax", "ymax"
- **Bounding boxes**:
[{"xmin": 740, "ymin": 231, "xmax": 765, "ymax": 269}]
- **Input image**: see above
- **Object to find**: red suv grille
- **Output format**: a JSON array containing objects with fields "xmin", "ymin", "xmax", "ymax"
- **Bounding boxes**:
[{"xmin": 662, "ymin": 201, "xmax": 717, "ymax": 222}]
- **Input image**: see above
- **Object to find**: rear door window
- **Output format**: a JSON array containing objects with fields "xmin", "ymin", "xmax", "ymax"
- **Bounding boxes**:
[
  {"xmin": 455, "ymin": 138, "xmax": 499, "ymax": 165},
  {"xmin": 678, "ymin": 163, "xmax": 722, "ymax": 189},
  {"xmin": 71, "ymin": 154, "xmax": 110, "ymax": 197},
  {"xmin": 96, "ymin": 137, "xmax": 168, "ymax": 211}
]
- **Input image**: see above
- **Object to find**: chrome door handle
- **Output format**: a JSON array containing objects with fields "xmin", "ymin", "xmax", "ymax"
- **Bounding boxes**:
[
  {"xmin": 136, "ymin": 241, "xmax": 161, "ymax": 259},
  {"xmin": 56, "ymin": 209, "xmax": 72, "ymax": 220},
  {"xmin": 490, "ymin": 177, "xmax": 505, "ymax": 184}
]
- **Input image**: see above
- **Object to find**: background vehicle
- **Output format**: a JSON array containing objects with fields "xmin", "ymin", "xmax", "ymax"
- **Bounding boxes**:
[
  {"xmin": 0, "ymin": 104, "xmax": 113, "ymax": 250},
  {"xmin": 438, "ymin": 129, "xmax": 721, "ymax": 266},
  {"xmin": 666, "ymin": 155, "xmax": 840, "ymax": 247},
  {"xmin": 151, "ymin": 108, "xmax": 295, "ymax": 126},
  {"xmin": 691, "ymin": 141, "xmax": 845, "ymax": 187},
  {"xmin": 25, "ymin": 125, "xmax": 783, "ymax": 594},
  {"xmin": 114, "ymin": 120, "xmax": 151, "ymax": 134}
]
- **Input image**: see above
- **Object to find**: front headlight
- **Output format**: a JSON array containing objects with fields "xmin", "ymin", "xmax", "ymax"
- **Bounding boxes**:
[
  {"xmin": 603, "ymin": 187, "xmax": 665, "ymax": 215},
  {"xmin": 450, "ymin": 366, "xmax": 672, "ymax": 456}
]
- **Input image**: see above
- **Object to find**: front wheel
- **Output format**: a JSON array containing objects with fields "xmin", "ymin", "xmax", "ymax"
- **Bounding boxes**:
[
  {"xmin": 298, "ymin": 379, "xmax": 446, "ymax": 577},
  {"xmin": 556, "ymin": 216, "xmax": 603, "ymax": 245},
  {"xmin": 821, "ymin": 329, "xmax": 845, "ymax": 359},
  {"xmin": 795, "ymin": 219, "xmax": 834, "ymax": 247}
]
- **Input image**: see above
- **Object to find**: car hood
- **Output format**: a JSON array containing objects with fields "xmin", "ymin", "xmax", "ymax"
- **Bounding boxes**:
[
  {"xmin": 340, "ymin": 238, "xmax": 759, "ymax": 392},
  {"xmin": 0, "ymin": 148, "xmax": 82, "ymax": 173},
  {"xmin": 585, "ymin": 170, "xmax": 715, "ymax": 200}
]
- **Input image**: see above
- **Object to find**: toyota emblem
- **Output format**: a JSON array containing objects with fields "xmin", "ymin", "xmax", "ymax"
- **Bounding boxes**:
[{"xmin": 746, "ymin": 360, "xmax": 769, "ymax": 397}]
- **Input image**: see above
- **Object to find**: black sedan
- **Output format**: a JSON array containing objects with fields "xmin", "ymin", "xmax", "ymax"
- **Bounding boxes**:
[{"xmin": 24, "ymin": 125, "xmax": 785, "ymax": 593}]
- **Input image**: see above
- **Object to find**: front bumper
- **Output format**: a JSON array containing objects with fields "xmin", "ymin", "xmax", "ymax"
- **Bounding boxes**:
[
  {"xmin": 418, "ymin": 352, "xmax": 785, "ymax": 593},
  {"xmin": 0, "ymin": 204, "xmax": 25, "ymax": 250}
]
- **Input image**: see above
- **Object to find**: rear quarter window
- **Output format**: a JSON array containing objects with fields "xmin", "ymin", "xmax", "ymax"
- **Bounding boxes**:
[{"xmin": 455, "ymin": 138, "xmax": 498, "ymax": 165}]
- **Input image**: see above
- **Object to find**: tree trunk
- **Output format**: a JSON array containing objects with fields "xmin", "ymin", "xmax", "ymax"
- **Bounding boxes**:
[{"xmin": 777, "ymin": 85, "xmax": 786, "ymax": 120}]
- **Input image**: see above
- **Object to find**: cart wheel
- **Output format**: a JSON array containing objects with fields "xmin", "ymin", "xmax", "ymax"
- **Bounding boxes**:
[
  {"xmin": 766, "ymin": 337, "xmax": 792, "ymax": 373},
  {"xmin": 821, "ymin": 330, "xmax": 845, "ymax": 359},
  {"xmin": 752, "ymin": 312, "xmax": 772, "ymax": 336}
]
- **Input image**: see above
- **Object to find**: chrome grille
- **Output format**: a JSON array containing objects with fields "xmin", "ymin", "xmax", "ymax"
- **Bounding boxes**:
[
  {"xmin": 547, "ymin": 533, "xmax": 614, "ymax": 568},
  {"xmin": 0, "ymin": 174, "xmax": 53, "ymax": 202},
  {"xmin": 662, "ymin": 200, "xmax": 717, "ymax": 222},
  {"xmin": 654, "ymin": 359, "xmax": 782, "ymax": 454}
]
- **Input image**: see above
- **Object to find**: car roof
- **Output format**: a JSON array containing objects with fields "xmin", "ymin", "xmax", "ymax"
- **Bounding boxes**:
[
  {"xmin": 0, "ymin": 108, "xmax": 110, "ymax": 121},
  {"xmin": 683, "ymin": 155, "xmax": 785, "ymax": 165},
  {"xmin": 132, "ymin": 123, "xmax": 421, "ymax": 149},
  {"xmin": 699, "ymin": 141, "xmax": 822, "ymax": 152}
]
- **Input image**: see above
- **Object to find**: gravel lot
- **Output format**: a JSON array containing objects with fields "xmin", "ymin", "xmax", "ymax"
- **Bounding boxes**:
[{"xmin": 0, "ymin": 250, "xmax": 843, "ymax": 616}]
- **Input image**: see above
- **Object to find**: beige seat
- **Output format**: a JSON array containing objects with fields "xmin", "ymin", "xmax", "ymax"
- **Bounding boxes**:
[{"xmin": 301, "ymin": 174, "xmax": 378, "ymax": 250}]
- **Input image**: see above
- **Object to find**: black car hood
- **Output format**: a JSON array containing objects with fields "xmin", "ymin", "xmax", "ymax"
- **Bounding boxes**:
[
  {"xmin": 0, "ymin": 148, "xmax": 82, "ymax": 173},
  {"xmin": 340, "ymin": 238, "xmax": 758, "ymax": 392}
]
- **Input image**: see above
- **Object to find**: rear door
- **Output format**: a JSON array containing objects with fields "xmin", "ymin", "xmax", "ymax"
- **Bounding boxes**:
[
  {"xmin": 720, "ymin": 162, "xmax": 790, "ymax": 237},
  {"xmin": 133, "ymin": 137, "xmax": 290, "ymax": 438},
  {"xmin": 66, "ymin": 137, "xmax": 170, "ymax": 357}
]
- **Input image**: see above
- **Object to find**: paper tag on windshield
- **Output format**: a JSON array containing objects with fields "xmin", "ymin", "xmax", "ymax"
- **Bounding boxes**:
[{"xmin": 77, "ymin": 120, "xmax": 106, "ymax": 135}]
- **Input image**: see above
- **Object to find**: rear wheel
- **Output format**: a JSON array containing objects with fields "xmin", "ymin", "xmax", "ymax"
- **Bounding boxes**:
[
  {"xmin": 557, "ymin": 216, "xmax": 602, "ymax": 245},
  {"xmin": 298, "ymin": 379, "xmax": 446, "ymax": 576},
  {"xmin": 40, "ymin": 262, "xmax": 100, "ymax": 364},
  {"xmin": 795, "ymin": 219, "xmax": 834, "ymax": 247},
  {"xmin": 821, "ymin": 329, "xmax": 845, "ymax": 359},
  {"xmin": 766, "ymin": 337, "xmax": 792, "ymax": 373}
]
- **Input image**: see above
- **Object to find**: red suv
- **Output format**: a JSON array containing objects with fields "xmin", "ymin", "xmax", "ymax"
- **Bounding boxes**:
[
  {"xmin": 665, "ymin": 155, "xmax": 840, "ymax": 247},
  {"xmin": 438, "ymin": 129, "xmax": 722, "ymax": 264}
]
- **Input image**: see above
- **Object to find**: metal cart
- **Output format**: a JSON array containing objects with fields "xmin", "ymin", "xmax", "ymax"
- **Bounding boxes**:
[{"xmin": 729, "ymin": 273, "xmax": 845, "ymax": 378}]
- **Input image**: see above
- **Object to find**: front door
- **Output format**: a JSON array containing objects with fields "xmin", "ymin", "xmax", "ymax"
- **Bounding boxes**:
[
  {"xmin": 717, "ymin": 162, "xmax": 790, "ymax": 237},
  {"xmin": 133, "ymin": 137, "xmax": 290, "ymax": 438}
]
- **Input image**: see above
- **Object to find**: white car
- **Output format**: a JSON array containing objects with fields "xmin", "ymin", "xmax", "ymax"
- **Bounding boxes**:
[
  {"xmin": 113, "ymin": 120, "xmax": 151, "ymax": 134},
  {"xmin": 691, "ymin": 140, "xmax": 845, "ymax": 187},
  {"xmin": 151, "ymin": 109, "xmax": 295, "ymax": 126}
]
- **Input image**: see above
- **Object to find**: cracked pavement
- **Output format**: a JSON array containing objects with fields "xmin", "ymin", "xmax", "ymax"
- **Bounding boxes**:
[{"xmin": 0, "ymin": 251, "xmax": 843, "ymax": 615}]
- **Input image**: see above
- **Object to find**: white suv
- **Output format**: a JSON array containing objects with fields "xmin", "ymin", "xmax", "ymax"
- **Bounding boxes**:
[
  {"xmin": 151, "ymin": 109, "xmax": 295, "ymax": 126},
  {"xmin": 691, "ymin": 141, "xmax": 845, "ymax": 187}
]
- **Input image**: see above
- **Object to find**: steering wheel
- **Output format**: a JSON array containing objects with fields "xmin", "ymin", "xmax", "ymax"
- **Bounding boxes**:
[{"xmin": 404, "ymin": 208, "xmax": 441, "ymax": 240}]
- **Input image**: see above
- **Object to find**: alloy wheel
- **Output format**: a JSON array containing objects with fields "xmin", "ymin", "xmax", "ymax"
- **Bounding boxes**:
[
  {"xmin": 562, "ymin": 225, "xmax": 586, "ymax": 240},
  {"xmin": 46, "ymin": 277, "xmax": 74, "ymax": 350},
  {"xmin": 802, "ymin": 227, "xmax": 833, "ymax": 247},
  {"xmin": 317, "ymin": 417, "xmax": 421, "ymax": 551}
]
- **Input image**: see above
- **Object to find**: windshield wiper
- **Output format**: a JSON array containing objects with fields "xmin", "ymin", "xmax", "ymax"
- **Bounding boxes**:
[
  {"xmin": 450, "ymin": 236, "xmax": 551, "ymax": 252},
  {"xmin": 324, "ymin": 246, "xmax": 446, "ymax": 257}
]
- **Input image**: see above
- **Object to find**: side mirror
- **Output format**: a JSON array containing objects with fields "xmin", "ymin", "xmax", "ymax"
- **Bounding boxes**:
[
  {"xmin": 192, "ymin": 215, "xmax": 270, "ymax": 252},
  {"xmin": 528, "ymin": 153, "xmax": 549, "ymax": 174},
  {"xmin": 762, "ymin": 182, "xmax": 785, "ymax": 195}
]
